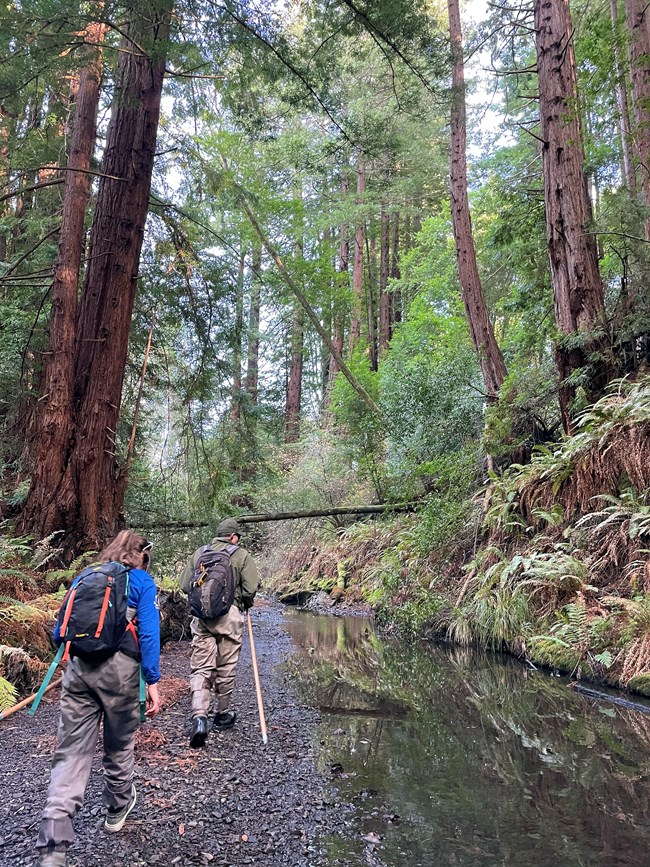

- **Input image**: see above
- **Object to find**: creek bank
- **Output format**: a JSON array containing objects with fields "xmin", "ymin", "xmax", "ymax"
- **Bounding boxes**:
[
  {"xmin": 0, "ymin": 601, "xmax": 355, "ymax": 867},
  {"xmin": 291, "ymin": 583, "xmax": 650, "ymax": 706},
  {"xmin": 299, "ymin": 590, "xmax": 374, "ymax": 619}
]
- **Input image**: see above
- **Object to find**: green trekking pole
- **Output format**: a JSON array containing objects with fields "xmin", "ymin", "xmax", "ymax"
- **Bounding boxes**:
[{"xmin": 139, "ymin": 667, "xmax": 147, "ymax": 723}]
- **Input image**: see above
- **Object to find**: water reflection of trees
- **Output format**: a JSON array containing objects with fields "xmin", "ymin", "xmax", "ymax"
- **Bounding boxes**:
[{"xmin": 284, "ymin": 612, "xmax": 650, "ymax": 867}]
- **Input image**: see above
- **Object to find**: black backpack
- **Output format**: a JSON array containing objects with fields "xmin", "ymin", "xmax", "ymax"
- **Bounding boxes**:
[
  {"xmin": 56, "ymin": 561, "xmax": 131, "ymax": 661},
  {"xmin": 188, "ymin": 544, "xmax": 238, "ymax": 620}
]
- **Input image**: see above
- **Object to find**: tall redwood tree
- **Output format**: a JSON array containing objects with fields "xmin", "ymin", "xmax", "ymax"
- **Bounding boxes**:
[
  {"xmin": 21, "ymin": 3, "xmax": 172, "ymax": 551},
  {"xmin": 19, "ymin": 22, "xmax": 106, "ymax": 538},
  {"xmin": 448, "ymin": 0, "xmax": 507, "ymax": 401},
  {"xmin": 534, "ymin": 0, "xmax": 608, "ymax": 430}
]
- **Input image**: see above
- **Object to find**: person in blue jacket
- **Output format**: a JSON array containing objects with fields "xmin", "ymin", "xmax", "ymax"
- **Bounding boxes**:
[{"xmin": 36, "ymin": 530, "xmax": 161, "ymax": 867}]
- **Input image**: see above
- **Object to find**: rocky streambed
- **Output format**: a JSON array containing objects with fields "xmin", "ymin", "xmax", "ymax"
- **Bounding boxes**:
[{"xmin": 0, "ymin": 601, "xmax": 351, "ymax": 867}]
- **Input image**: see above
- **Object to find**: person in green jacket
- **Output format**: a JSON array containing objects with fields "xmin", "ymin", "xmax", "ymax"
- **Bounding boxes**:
[{"xmin": 179, "ymin": 518, "xmax": 259, "ymax": 748}]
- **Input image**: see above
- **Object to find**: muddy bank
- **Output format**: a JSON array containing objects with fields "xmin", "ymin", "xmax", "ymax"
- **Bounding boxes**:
[
  {"xmin": 0, "ymin": 602, "xmax": 349, "ymax": 867},
  {"xmin": 300, "ymin": 591, "xmax": 374, "ymax": 619}
]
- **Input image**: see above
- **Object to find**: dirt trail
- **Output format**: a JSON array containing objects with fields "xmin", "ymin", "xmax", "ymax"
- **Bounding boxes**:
[{"xmin": 0, "ymin": 602, "xmax": 345, "ymax": 866}]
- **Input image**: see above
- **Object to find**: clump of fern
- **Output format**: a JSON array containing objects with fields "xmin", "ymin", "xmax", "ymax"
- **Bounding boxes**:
[
  {"xmin": 447, "ymin": 546, "xmax": 534, "ymax": 651},
  {"xmin": 529, "ymin": 601, "xmax": 614, "ymax": 677},
  {"xmin": 45, "ymin": 549, "xmax": 98, "ymax": 587},
  {"xmin": 0, "ymin": 676, "xmax": 17, "ymax": 712},
  {"xmin": 599, "ymin": 594, "xmax": 650, "ymax": 685}
]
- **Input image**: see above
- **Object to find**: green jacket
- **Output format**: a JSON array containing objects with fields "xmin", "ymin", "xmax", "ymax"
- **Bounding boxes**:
[{"xmin": 179, "ymin": 537, "xmax": 259, "ymax": 612}]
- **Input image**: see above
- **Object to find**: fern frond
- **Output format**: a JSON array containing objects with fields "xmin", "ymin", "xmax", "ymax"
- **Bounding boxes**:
[{"xmin": 0, "ymin": 676, "xmax": 17, "ymax": 712}]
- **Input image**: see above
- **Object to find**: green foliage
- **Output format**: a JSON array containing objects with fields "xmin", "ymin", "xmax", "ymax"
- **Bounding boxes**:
[
  {"xmin": 0, "ymin": 676, "xmax": 17, "ymax": 712},
  {"xmin": 447, "ymin": 546, "xmax": 534, "ymax": 650},
  {"xmin": 330, "ymin": 351, "xmax": 385, "ymax": 498},
  {"xmin": 529, "ymin": 602, "xmax": 605, "ymax": 676}
]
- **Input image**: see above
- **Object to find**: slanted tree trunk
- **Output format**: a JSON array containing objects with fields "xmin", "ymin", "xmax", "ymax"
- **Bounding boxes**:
[
  {"xmin": 448, "ymin": 0, "xmax": 507, "ymax": 401},
  {"xmin": 20, "ymin": 22, "xmax": 106, "ymax": 538},
  {"xmin": 534, "ymin": 0, "xmax": 608, "ymax": 430},
  {"xmin": 237, "ymin": 193, "xmax": 381, "ymax": 416},
  {"xmin": 611, "ymin": 0, "xmax": 636, "ymax": 190},
  {"xmin": 624, "ymin": 0, "xmax": 650, "ymax": 234},
  {"xmin": 379, "ymin": 203, "xmax": 391, "ymax": 358},
  {"xmin": 349, "ymin": 157, "xmax": 365, "ymax": 351}
]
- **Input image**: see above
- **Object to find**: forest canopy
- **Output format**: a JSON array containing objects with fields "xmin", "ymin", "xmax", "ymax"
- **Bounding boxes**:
[{"xmin": 0, "ymin": 0, "xmax": 649, "ymax": 690}]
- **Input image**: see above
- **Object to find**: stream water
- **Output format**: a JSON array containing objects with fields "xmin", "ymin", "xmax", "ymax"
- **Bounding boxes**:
[{"xmin": 282, "ymin": 610, "xmax": 650, "ymax": 867}]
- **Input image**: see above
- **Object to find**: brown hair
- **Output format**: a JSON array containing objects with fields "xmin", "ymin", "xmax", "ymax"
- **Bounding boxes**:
[{"xmin": 99, "ymin": 529, "xmax": 151, "ymax": 570}]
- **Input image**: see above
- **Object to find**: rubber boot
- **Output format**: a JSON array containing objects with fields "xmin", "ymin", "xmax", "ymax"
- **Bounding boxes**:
[
  {"xmin": 38, "ymin": 847, "xmax": 68, "ymax": 867},
  {"xmin": 189, "ymin": 716, "xmax": 208, "ymax": 748},
  {"xmin": 213, "ymin": 710, "xmax": 236, "ymax": 731}
]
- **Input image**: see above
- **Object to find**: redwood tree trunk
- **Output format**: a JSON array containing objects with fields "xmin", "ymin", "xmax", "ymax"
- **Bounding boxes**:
[
  {"xmin": 326, "ymin": 171, "xmax": 350, "ymax": 393},
  {"xmin": 245, "ymin": 242, "xmax": 262, "ymax": 406},
  {"xmin": 45, "ymin": 2, "xmax": 171, "ymax": 551},
  {"xmin": 624, "ymin": 0, "xmax": 650, "ymax": 233},
  {"xmin": 284, "ymin": 303, "xmax": 304, "ymax": 443},
  {"xmin": 20, "ymin": 22, "xmax": 106, "ymax": 538},
  {"xmin": 349, "ymin": 157, "xmax": 365, "ymax": 351},
  {"xmin": 379, "ymin": 203, "xmax": 391, "ymax": 357},
  {"xmin": 611, "ymin": 0, "xmax": 636, "ymax": 190},
  {"xmin": 448, "ymin": 0, "xmax": 507, "ymax": 400},
  {"xmin": 390, "ymin": 210, "xmax": 401, "ymax": 323},
  {"xmin": 534, "ymin": 0, "xmax": 608, "ymax": 429},
  {"xmin": 231, "ymin": 243, "xmax": 245, "ymax": 429}
]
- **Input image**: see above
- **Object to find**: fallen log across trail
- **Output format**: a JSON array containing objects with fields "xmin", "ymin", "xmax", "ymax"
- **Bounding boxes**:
[{"xmin": 143, "ymin": 500, "xmax": 422, "ymax": 530}]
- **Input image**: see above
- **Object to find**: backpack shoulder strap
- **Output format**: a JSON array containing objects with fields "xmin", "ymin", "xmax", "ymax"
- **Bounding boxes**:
[{"xmin": 224, "ymin": 544, "xmax": 239, "ymax": 556}]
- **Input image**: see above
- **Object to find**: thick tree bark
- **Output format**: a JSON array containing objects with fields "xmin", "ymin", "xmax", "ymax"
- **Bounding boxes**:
[
  {"xmin": 284, "ymin": 303, "xmax": 304, "ymax": 443},
  {"xmin": 20, "ymin": 23, "xmax": 106, "ymax": 538},
  {"xmin": 624, "ymin": 0, "xmax": 650, "ymax": 234},
  {"xmin": 611, "ymin": 0, "xmax": 636, "ymax": 190},
  {"xmin": 245, "ymin": 242, "xmax": 262, "ymax": 405},
  {"xmin": 26, "ymin": 2, "xmax": 171, "ymax": 552},
  {"xmin": 379, "ymin": 203, "xmax": 391, "ymax": 357},
  {"xmin": 448, "ymin": 0, "xmax": 507, "ymax": 401},
  {"xmin": 349, "ymin": 157, "xmax": 365, "ymax": 351},
  {"xmin": 534, "ymin": 0, "xmax": 608, "ymax": 430}
]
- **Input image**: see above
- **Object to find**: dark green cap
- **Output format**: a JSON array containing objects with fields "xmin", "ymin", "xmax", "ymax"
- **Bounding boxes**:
[{"xmin": 216, "ymin": 517, "xmax": 242, "ymax": 540}]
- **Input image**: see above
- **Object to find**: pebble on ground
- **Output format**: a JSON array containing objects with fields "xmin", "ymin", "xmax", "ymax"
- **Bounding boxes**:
[{"xmin": 0, "ymin": 604, "xmax": 348, "ymax": 867}]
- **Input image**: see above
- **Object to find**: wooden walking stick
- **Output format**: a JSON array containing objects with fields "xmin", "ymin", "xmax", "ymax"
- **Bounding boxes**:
[
  {"xmin": 246, "ymin": 610, "xmax": 268, "ymax": 744},
  {"xmin": 0, "ymin": 676, "xmax": 64, "ymax": 721}
]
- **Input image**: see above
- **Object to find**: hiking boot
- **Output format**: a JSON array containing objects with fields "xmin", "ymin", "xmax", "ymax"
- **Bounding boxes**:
[
  {"xmin": 39, "ymin": 849, "xmax": 68, "ymax": 867},
  {"xmin": 104, "ymin": 784, "xmax": 137, "ymax": 832},
  {"xmin": 189, "ymin": 715, "xmax": 208, "ymax": 748},
  {"xmin": 213, "ymin": 710, "xmax": 236, "ymax": 731}
]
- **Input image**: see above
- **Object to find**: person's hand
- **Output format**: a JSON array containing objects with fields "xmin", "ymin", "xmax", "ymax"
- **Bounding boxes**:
[{"xmin": 146, "ymin": 683, "xmax": 161, "ymax": 717}]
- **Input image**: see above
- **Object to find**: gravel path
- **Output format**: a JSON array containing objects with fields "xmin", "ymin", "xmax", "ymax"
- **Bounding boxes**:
[{"xmin": 0, "ymin": 602, "xmax": 345, "ymax": 867}]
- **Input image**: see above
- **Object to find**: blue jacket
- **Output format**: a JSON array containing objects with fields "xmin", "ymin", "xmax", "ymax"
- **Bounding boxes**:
[{"xmin": 55, "ymin": 566, "xmax": 161, "ymax": 685}]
